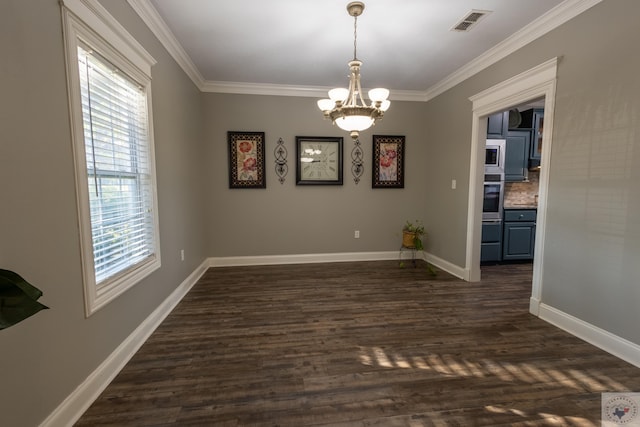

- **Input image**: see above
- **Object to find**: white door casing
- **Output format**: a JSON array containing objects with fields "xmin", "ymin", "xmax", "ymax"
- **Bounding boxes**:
[{"xmin": 466, "ymin": 57, "xmax": 558, "ymax": 316}]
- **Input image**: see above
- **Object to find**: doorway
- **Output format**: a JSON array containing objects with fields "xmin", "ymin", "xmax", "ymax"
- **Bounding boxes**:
[{"xmin": 466, "ymin": 58, "xmax": 558, "ymax": 316}]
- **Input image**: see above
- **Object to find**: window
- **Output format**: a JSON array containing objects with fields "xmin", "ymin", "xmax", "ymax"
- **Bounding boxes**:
[{"xmin": 62, "ymin": 0, "xmax": 160, "ymax": 315}]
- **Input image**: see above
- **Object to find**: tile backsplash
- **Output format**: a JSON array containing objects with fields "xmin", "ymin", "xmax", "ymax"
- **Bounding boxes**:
[{"xmin": 504, "ymin": 169, "xmax": 539, "ymax": 207}]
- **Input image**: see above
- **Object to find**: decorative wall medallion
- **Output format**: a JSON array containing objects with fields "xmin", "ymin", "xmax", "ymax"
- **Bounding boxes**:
[
  {"xmin": 351, "ymin": 138, "xmax": 364, "ymax": 184},
  {"xmin": 274, "ymin": 137, "xmax": 288, "ymax": 184}
]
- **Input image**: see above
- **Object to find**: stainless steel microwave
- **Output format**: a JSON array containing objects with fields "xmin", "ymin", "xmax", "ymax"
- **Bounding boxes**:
[{"xmin": 485, "ymin": 139, "xmax": 506, "ymax": 174}]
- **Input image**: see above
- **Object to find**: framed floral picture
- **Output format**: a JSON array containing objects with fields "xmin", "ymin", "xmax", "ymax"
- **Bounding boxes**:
[
  {"xmin": 228, "ymin": 131, "xmax": 266, "ymax": 188},
  {"xmin": 372, "ymin": 135, "xmax": 405, "ymax": 188}
]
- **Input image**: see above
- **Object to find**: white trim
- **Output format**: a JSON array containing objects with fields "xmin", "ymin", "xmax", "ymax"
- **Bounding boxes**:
[
  {"xmin": 200, "ymin": 81, "xmax": 427, "ymax": 102},
  {"xmin": 425, "ymin": 0, "xmax": 601, "ymax": 101},
  {"xmin": 201, "ymin": 81, "xmax": 339, "ymax": 98},
  {"xmin": 62, "ymin": 0, "xmax": 156, "ymax": 76},
  {"xmin": 423, "ymin": 252, "xmax": 466, "ymax": 280},
  {"xmin": 40, "ymin": 261, "xmax": 209, "ymax": 427},
  {"xmin": 209, "ymin": 251, "xmax": 399, "ymax": 268},
  {"xmin": 467, "ymin": 57, "xmax": 558, "ymax": 300},
  {"xmin": 539, "ymin": 304, "xmax": 640, "ymax": 369},
  {"xmin": 126, "ymin": 0, "xmax": 600, "ymax": 99},
  {"xmin": 61, "ymin": 1, "xmax": 162, "ymax": 316},
  {"xmin": 126, "ymin": 0, "xmax": 204, "ymax": 88},
  {"xmin": 468, "ymin": 58, "xmax": 559, "ymax": 111},
  {"xmin": 208, "ymin": 251, "xmax": 465, "ymax": 281},
  {"xmin": 529, "ymin": 296, "xmax": 541, "ymax": 316}
]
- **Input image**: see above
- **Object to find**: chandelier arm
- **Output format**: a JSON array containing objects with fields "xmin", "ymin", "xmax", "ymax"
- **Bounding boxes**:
[{"xmin": 354, "ymin": 66, "xmax": 367, "ymax": 107}]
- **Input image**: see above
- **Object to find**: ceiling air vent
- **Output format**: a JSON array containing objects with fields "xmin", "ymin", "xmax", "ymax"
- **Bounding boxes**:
[{"xmin": 451, "ymin": 9, "xmax": 492, "ymax": 32}]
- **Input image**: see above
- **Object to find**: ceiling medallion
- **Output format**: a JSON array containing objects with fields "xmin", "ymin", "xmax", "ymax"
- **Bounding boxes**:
[{"xmin": 317, "ymin": 2, "xmax": 390, "ymax": 139}]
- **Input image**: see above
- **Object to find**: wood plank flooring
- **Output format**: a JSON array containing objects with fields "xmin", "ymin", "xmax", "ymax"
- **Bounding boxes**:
[{"xmin": 75, "ymin": 261, "xmax": 640, "ymax": 426}]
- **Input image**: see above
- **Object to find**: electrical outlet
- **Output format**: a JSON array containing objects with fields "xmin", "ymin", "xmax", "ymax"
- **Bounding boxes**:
[
  {"xmin": 180, "ymin": 249, "xmax": 185, "ymax": 261},
  {"xmin": 354, "ymin": 230, "xmax": 360, "ymax": 239},
  {"xmin": 451, "ymin": 179, "xmax": 457, "ymax": 189}
]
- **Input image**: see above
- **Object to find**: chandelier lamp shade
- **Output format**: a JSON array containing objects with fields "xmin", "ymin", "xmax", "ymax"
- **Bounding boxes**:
[{"xmin": 317, "ymin": 2, "xmax": 390, "ymax": 139}]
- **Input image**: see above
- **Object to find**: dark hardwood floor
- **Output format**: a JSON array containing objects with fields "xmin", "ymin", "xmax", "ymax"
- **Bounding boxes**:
[{"xmin": 75, "ymin": 261, "xmax": 640, "ymax": 426}]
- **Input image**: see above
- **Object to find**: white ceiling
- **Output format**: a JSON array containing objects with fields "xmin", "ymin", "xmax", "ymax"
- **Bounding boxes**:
[{"xmin": 130, "ymin": 0, "xmax": 595, "ymax": 100}]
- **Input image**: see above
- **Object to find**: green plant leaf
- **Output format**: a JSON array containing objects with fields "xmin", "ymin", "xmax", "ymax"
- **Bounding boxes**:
[
  {"xmin": 0, "ymin": 269, "xmax": 48, "ymax": 330},
  {"xmin": 0, "ymin": 269, "xmax": 43, "ymax": 300}
]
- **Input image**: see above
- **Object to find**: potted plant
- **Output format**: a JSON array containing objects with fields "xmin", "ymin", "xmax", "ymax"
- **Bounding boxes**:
[
  {"xmin": 0, "ymin": 269, "xmax": 48, "ymax": 330},
  {"xmin": 402, "ymin": 220, "xmax": 425, "ymax": 250}
]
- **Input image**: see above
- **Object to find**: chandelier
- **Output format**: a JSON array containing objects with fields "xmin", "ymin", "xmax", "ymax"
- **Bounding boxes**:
[{"xmin": 317, "ymin": 1, "xmax": 390, "ymax": 139}]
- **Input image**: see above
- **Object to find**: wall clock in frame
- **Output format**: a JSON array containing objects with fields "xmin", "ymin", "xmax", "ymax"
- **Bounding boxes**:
[{"xmin": 296, "ymin": 136, "xmax": 343, "ymax": 185}]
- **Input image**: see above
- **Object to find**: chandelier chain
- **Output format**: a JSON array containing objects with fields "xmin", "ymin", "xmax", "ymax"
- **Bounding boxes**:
[{"xmin": 353, "ymin": 14, "xmax": 358, "ymax": 60}]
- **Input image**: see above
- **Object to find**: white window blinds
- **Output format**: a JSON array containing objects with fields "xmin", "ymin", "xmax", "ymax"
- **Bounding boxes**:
[{"xmin": 77, "ymin": 44, "xmax": 156, "ymax": 285}]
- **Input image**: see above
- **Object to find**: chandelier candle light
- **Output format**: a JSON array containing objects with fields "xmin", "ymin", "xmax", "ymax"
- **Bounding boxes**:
[{"xmin": 317, "ymin": 1, "xmax": 390, "ymax": 139}]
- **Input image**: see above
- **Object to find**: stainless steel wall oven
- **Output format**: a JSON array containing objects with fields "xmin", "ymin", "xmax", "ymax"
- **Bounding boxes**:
[
  {"xmin": 483, "ymin": 173, "xmax": 504, "ymax": 221},
  {"xmin": 483, "ymin": 139, "xmax": 505, "ymax": 221}
]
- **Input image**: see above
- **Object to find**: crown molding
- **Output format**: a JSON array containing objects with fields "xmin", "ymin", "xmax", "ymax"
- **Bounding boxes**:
[
  {"xmin": 422, "ymin": 0, "xmax": 603, "ymax": 101},
  {"xmin": 128, "ymin": 0, "xmax": 602, "ymax": 100},
  {"xmin": 200, "ymin": 81, "xmax": 426, "ymax": 102},
  {"xmin": 201, "ymin": 81, "xmax": 333, "ymax": 98},
  {"xmin": 126, "ymin": 0, "xmax": 205, "ymax": 89}
]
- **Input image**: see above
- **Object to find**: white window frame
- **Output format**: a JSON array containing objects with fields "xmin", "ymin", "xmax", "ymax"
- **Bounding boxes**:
[{"xmin": 61, "ymin": 0, "xmax": 160, "ymax": 316}]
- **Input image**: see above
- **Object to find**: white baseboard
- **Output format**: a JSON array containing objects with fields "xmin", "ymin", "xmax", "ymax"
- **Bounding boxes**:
[
  {"xmin": 209, "ymin": 250, "xmax": 466, "ymax": 280},
  {"xmin": 41, "ymin": 260, "xmax": 209, "ymax": 427},
  {"xmin": 209, "ymin": 251, "xmax": 399, "ymax": 268},
  {"xmin": 538, "ymin": 303, "xmax": 640, "ymax": 369},
  {"xmin": 529, "ymin": 296, "xmax": 541, "ymax": 316},
  {"xmin": 422, "ymin": 252, "xmax": 466, "ymax": 279}
]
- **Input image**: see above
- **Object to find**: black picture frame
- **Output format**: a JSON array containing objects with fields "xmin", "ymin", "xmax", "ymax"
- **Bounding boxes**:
[
  {"xmin": 228, "ymin": 131, "xmax": 266, "ymax": 189},
  {"xmin": 296, "ymin": 136, "xmax": 343, "ymax": 185},
  {"xmin": 372, "ymin": 135, "xmax": 405, "ymax": 188}
]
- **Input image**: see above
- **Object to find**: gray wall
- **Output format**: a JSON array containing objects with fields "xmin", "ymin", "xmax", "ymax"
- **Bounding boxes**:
[
  {"xmin": 203, "ymin": 94, "xmax": 430, "ymax": 257},
  {"xmin": 541, "ymin": 0, "xmax": 640, "ymax": 343},
  {"xmin": 0, "ymin": 1, "xmax": 208, "ymax": 425},
  {"xmin": 2, "ymin": 0, "xmax": 639, "ymax": 425},
  {"xmin": 423, "ymin": 0, "xmax": 640, "ymax": 344}
]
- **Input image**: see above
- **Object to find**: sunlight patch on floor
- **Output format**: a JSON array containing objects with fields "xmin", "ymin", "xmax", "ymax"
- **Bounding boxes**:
[
  {"xmin": 485, "ymin": 406, "xmax": 598, "ymax": 426},
  {"xmin": 357, "ymin": 346, "xmax": 622, "ymax": 394}
]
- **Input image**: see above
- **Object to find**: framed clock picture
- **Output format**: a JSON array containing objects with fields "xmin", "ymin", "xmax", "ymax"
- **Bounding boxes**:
[{"xmin": 296, "ymin": 136, "xmax": 343, "ymax": 185}]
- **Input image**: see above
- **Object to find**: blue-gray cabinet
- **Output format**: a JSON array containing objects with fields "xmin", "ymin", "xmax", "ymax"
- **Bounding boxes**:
[
  {"xmin": 503, "ymin": 209, "xmax": 536, "ymax": 260},
  {"xmin": 481, "ymin": 221, "xmax": 502, "ymax": 262},
  {"xmin": 529, "ymin": 109, "xmax": 544, "ymax": 167},
  {"xmin": 487, "ymin": 111, "xmax": 508, "ymax": 139},
  {"xmin": 505, "ymin": 130, "xmax": 531, "ymax": 182},
  {"xmin": 511, "ymin": 108, "xmax": 544, "ymax": 168}
]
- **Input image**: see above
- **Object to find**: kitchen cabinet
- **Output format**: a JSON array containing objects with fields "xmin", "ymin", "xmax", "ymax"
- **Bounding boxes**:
[
  {"xmin": 529, "ymin": 109, "xmax": 544, "ymax": 167},
  {"xmin": 513, "ymin": 108, "xmax": 544, "ymax": 168},
  {"xmin": 481, "ymin": 221, "xmax": 502, "ymax": 262},
  {"xmin": 487, "ymin": 111, "xmax": 508, "ymax": 139},
  {"xmin": 503, "ymin": 209, "xmax": 536, "ymax": 260},
  {"xmin": 505, "ymin": 130, "xmax": 530, "ymax": 182}
]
